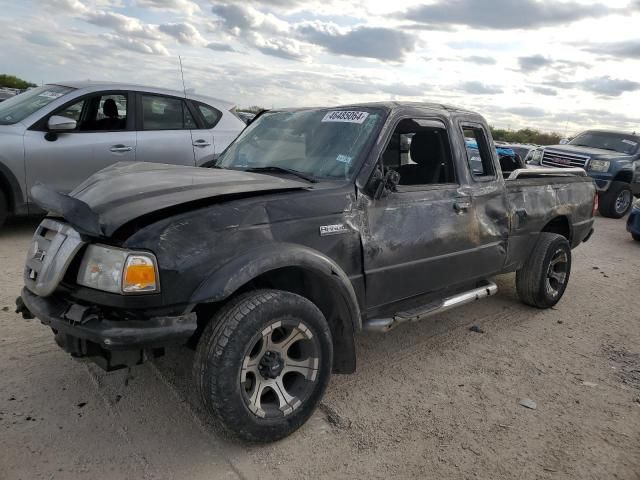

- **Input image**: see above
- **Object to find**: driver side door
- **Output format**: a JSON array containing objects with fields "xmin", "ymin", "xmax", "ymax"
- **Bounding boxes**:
[{"xmin": 23, "ymin": 91, "xmax": 136, "ymax": 196}]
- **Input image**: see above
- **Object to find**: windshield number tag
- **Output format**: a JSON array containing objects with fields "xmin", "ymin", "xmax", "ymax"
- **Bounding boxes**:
[
  {"xmin": 37, "ymin": 91, "xmax": 64, "ymax": 99},
  {"xmin": 319, "ymin": 224, "xmax": 350, "ymax": 236},
  {"xmin": 622, "ymin": 139, "xmax": 638, "ymax": 147},
  {"xmin": 322, "ymin": 111, "xmax": 369, "ymax": 124}
]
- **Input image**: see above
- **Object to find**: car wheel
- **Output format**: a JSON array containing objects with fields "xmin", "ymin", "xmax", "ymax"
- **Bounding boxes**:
[
  {"xmin": 632, "ymin": 233, "xmax": 640, "ymax": 242},
  {"xmin": 599, "ymin": 182, "xmax": 633, "ymax": 218},
  {"xmin": 0, "ymin": 190, "xmax": 8, "ymax": 229},
  {"xmin": 193, "ymin": 289, "xmax": 332, "ymax": 442},
  {"xmin": 516, "ymin": 233, "xmax": 572, "ymax": 309}
]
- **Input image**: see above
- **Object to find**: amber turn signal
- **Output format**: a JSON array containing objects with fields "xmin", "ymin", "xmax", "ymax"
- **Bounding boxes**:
[{"xmin": 123, "ymin": 255, "xmax": 158, "ymax": 293}]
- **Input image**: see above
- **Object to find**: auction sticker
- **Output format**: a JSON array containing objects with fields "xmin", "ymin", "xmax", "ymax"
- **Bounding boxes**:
[
  {"xmin": 622, "ymin": 139, "xmax": 638, "ymax": 147},
  {"xmin": 38, "ymin": 91, "xmax": 64, "ymax": 99},
  {"xmin": 322, "ymin": 110, "xmax": 369, "ymax": 124}
]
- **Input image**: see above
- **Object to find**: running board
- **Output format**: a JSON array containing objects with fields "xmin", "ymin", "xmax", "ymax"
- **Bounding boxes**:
[{"xmin": 364, "ymin": 281, "xmax": 498, "ymax": 333}]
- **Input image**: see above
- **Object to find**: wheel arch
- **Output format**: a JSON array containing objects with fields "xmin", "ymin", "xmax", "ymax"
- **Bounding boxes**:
[
  {"xmin": 0, "ymin": 160, "xmax": 24, "ymax": 213},
  {"xmin": 541, "ymin": 215, "xmax": 572, "ymax": 243},
  {"xmin": 613, "ymin": 170, "xmax": 633, "ymax": 184},
  {"xmin": 190, "ymin": 243, "xmax": 361, "ymax": 374}
]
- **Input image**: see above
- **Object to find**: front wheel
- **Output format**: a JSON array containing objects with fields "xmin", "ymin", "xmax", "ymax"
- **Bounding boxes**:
[
  {"xmin": 0, "ymin": 190, "xmax": 7, "ymax": 229},
  {"xmin": 599, "ymin": 182, "xmax": 633, "ymax": 218},
  {"xmin": 193, "ymin": 289, "xmax": 332, "ymax": 442},
  {"xmin": 516, "ymin": 233, "xmax": 572, "ymax": 309}
]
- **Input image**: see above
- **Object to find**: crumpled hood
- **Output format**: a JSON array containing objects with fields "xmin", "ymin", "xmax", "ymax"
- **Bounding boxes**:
[
  {"xmin": 33, "ymin": 162, "xmax": 308, "ymax": 237},
  {"xmin": 546, "ymin": 144, "xmax": 632, "ymax": 160}
]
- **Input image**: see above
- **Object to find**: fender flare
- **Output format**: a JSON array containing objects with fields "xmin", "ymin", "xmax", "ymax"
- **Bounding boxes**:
[
  {"xmin": 190, "ymin": 243, "xmax": 362, "ymax": 373},
  {"xmin": 190, "ymin": 243, "xmax": 362, "ymax": 331}
]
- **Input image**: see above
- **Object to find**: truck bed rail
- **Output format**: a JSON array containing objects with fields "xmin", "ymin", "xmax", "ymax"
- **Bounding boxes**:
[{"xmin": 507, "ymin": 167, "xmax": 588, "ymax": 180}]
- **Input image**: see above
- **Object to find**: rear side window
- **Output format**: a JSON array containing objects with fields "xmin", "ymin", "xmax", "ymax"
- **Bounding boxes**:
[
  {"xmin": 195, "ymin": 102, "xmax": 222, "ymax": 129},
  {"xmin": 141, "ymin": 94, "xmax": 195, "ymax": 130},
  {"xmin": 462, "ymin": 125, "xmax": 495, "ymax": 179}
]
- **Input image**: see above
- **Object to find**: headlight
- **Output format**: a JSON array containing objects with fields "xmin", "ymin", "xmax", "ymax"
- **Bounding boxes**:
[
  {"xmin": 77, "ymin": 244, "xmax": 159, "ymax": 294},
  {"xmin": 589, "ymin": 159, "xmax": 610, "ymax": 172}
]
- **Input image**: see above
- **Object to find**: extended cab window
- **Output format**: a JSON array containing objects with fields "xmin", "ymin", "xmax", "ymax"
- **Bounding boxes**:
[
  {"xmin": 141, "ymin": 94, "xmax": 196, "ymax": 130},
  {"xmin": 382, "ymin": 118, "xmax": 456, "ymax": 186},
  {"xmin": 463, "ymin": 125, "xmax": 495, "ymax": 179}
]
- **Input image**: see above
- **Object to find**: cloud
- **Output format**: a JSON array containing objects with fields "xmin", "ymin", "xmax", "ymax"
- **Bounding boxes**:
[
  {"xmin": 134, "ymin": 0, "xmax": 200, "ymax": 16},
  {"xmin": 586, "ymin": 40, "xmax": 640, "ymax": 59},
  {"xmin": 206, "ymin": 42, "xmax": 236, "ymax": 52},
  {"xmin": 102, "ymin": 33, "xmax": 170, "ymax": 56},
  {"xmin": 460, "ymin": 81, "xmax": 503, "ymax": 95},
  {"xmin": 211, "ymin": 3, "xmax": 289, "ymax": 35},
  {"xmin": 530, "ymin": 85, "xmax": 557, "ymax": 96},
  {"xmin": 401, "ymin": 0, "xmax": 611, "ymax": 30},
  {"xmin": 518, "ymin": 54, "xmax": 553, "ymax": 72},
  {"xmin": 466, "ymin": 55, "xmax": 496, "ymax": 65},
  {"xmin": 504, "ymin": 106, "xmax": 547, "ymax": 118},
  {"xmin": 158, "ymin": 22, "xmax": 204, "ymax": 45},
  {"xmin": 24, "ymin": 32, "xmax": 74, "ymax": 50},
  {"xmin": 298, "ymin": 24, "xmax": 417, "ymax": 61},
  {"xmin": 546, "ymin": 75, "xmax": 640, "ymax": 97},
  {"xmin": 85, "ymin": 11, "xmax": 159, "ymax": 40}
]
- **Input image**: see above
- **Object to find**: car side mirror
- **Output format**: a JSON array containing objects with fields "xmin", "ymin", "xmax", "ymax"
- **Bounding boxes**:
[
  {"xmin": 366, "ymin": 164, "xmax": 400, "ymax": 199},
  {"xmin": 48, "ymin": 115, "xmax": 76, "ymax": 132},
  {"xmin": 559, "ymin": 138, "xmax": 569, "ymax": 145}
]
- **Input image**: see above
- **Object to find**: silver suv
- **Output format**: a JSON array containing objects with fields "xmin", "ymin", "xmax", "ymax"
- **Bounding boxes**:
[{"xmin": 0, "ymin": 81, "xmax": 246, "ymax": 227}]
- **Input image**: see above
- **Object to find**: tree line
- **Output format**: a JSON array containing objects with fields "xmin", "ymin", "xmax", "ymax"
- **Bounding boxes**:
[
  {"xmin": 489, "ymin": 127, "xmax": 562, "ymax": 146},
  {"xmin": 0, "ymin": 74, "xmax": 37, "ymax": 90}
]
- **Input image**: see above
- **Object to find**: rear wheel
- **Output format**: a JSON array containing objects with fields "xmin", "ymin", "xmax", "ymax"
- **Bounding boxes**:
[
  {"xmin": 193, "ymin": 289, "xmax": 332, "ymax": 442},
  {"xmin": 599, "ymin": 182, "xmax": 633, "ymax": 218},
  {"xmin": 0, "ymin": 190, "xmax": 7, "ymax": 229},
  {"xmin": 516, "ymin": 233, "xmax": 572, "ymax": 309}
]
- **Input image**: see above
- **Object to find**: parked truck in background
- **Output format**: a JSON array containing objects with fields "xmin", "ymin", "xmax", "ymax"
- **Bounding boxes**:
[
  {"xmin": 17, "ymin": 102, "xmax": 596, "ymax": 442},
  {"xmin": 532, "ymin": 130, "xmax": 640, "ymax": 218}
]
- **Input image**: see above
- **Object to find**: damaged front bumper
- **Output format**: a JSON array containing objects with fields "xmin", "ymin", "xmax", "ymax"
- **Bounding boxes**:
[{"xmin": 18, "ymin": 287, "xmax": 197, "ymax": 371}]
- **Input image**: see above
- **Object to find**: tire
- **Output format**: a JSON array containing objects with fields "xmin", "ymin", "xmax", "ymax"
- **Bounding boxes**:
[
  {"xmin": 0, "ymin": 190, "xmax": 7, "ymax": 229},
  {"xmin": 516, "ymin": 233, "xmax": 572, "ymax": 309},
  {"xmin": 598, "ymin": 181, "xmax": 633, "ymax": 218},
  {"xmin": 632, "ymin": 233, "xmax": 640, "ymax": 242},
  {"xmin": 193, "ymin": 289, "xmax": 333, "ymax": 442}
]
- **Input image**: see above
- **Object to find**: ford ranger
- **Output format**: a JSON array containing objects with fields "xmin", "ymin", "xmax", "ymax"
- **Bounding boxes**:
[{"xmin": 17, "ymin": 102, "xmax": 597, "ymax": 442}]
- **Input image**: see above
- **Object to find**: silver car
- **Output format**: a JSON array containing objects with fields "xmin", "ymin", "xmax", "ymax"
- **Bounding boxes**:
[{"xmin": 0, "ymin": 81, "xmax": 246, "ymax": 227}]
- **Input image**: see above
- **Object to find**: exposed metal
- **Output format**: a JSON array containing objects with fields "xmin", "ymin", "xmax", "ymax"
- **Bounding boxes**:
[
  {"xmin": 545, "ymin": 249, "xmax": 569, "ymax": 298},
  {"xmin": 364, "ymin": 281, "xmax": 498, "ymax": 333}
]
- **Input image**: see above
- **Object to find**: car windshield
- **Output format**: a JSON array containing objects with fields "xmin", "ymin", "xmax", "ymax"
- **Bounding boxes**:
[
  {"xmin": 569, "ymin": 132, "xmax": 639, "ymax": 155},
  {"xmin": 216, "ymin": 108, "xmax": 384, "ymax": 180},
  {"xmin": 0, "ymin": 85, "xmax": 75, "ymax": 125}
]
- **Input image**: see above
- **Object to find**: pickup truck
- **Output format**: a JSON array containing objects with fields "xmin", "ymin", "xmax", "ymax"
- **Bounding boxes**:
[
  {"xmin": 17, "ymin": 102, "xmax": 596, "ymax": 442},
  {"xmin": 533, "ymin": 130, "xmax": 640, "ymax": 218}
]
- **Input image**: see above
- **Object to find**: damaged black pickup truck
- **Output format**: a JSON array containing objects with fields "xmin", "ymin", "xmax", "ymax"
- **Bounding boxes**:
[{"xmin": 18, "ymin": 102, "xmax": 597, "ymax": 442}]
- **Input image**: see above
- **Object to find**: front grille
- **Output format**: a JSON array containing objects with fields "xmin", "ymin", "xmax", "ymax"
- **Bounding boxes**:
[
  {"xmin": 541, "ymin": 149, "xmax": 590, "ymax": 169},
  {"xmin": 24, "ymin": 219, "xmax": 85, "ymax": 297}
]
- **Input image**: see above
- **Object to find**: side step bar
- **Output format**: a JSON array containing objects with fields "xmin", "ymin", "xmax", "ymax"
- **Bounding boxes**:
[{"xmin": 364, "ymin": 281, "xmax": 498, "ymax": 333}]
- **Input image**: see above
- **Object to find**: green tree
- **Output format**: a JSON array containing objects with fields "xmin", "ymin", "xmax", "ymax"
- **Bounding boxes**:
[
  {"xmin": 0, "ymin": 74, "xmax": 37, "ymax": 90},
  {"xmin": 489, "ymin": 126, "xmax": 561, "ymax": 145}
]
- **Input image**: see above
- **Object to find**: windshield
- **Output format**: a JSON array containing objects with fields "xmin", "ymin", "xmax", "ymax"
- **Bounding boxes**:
[
  {"xmin": 0, "ymin": 85, "xmax": 75, "ymax": 125},
  {"xmin": 216, "ymin": 108, "xmax": 384, "ymax": 180},
  {"xmin": 569, "ymin": 131, "xmax": 639, "ymax": 155}
]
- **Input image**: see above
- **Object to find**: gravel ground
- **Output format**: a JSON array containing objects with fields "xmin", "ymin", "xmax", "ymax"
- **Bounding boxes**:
[{"xmin": 1, "ymin": 216, "xmax": 639, "ymax": 480}]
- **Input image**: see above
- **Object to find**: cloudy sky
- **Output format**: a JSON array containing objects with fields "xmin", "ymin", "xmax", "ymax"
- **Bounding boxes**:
[{"xmin": 1, "ymin": 0, "xmax": 639, "ymax": 135}]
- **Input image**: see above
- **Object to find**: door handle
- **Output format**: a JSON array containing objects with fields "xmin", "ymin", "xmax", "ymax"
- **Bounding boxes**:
[
  {"xmin": 193, "ymin": 140, "xmax": 212, "ymax": 147},
  {"xmin": 110, "ymin": 145, "xmax": 132, "ymax": 153},
  {"xmin": 454, "ymin": 201, "xmax": 471, "ymax": 213}
]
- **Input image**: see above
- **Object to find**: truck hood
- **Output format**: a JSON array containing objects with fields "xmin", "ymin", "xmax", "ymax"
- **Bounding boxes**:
[
  {"xmin": 546, "ymin": 144, "xmax": 631, "ymax": 160},
  {"xmin": 31, "ymin": 162, "xmax": 308, "ymax": 237}
]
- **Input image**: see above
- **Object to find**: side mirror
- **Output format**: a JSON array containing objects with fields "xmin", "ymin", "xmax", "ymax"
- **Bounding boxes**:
[
  {"xmin": 48, "ymin": 115, "xmax": 76, "ymax": 132},
  {"xmin": 366, "ymin": 165, "xmax": 400, "ymax": 199},
  {"xmin": 559, "ymin": 138, "xmax": 569, "ymax": 145}
]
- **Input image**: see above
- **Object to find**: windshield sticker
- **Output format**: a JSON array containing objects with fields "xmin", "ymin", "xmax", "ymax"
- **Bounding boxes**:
[
  {"xmin": 322, "ymin": 111, "xmax": 369, "ymax": 124},
  {"xmin": 336, "ymin": 154, "xmax": 352, "ymax": 164},
  {"xmin": 37, "ymin": 91, "xmax": 64, "ymax": 99},
  {"xmin": 622, "ymin": 139, "xmax": 638, "ymax": 147}
]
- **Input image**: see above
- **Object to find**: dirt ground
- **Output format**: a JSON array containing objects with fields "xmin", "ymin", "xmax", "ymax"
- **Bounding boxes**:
[{"xmin": 1, "ymin": 216, "xmax": 639, "ymax": 480}]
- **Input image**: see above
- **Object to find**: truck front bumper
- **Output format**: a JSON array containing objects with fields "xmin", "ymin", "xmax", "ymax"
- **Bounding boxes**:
[{"xmin": 18, "ymin": 287, "xmax": 197, "ymax": 371}]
